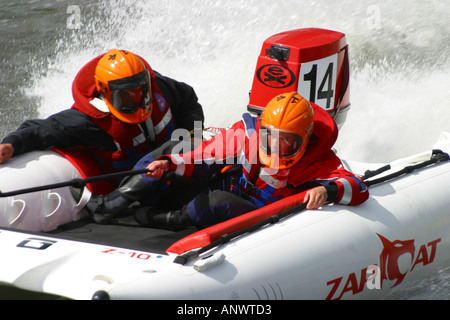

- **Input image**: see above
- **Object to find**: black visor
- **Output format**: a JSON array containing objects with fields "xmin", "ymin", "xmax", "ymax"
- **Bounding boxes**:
[
  {"xmin": 260, "ymin": 127, "xmax": 303, "ymax": 158},
  {"xmin": 109, "ymin": 70, "xmax": 152, "ymax": 114}
]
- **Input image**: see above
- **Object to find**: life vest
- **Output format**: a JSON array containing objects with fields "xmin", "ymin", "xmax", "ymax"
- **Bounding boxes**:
[
  {"xmin": 71, "ymin": 53, "xmax": 176, "ymax": 173},
  {"xmin": 231, "ymin": 113, "xmax": 283, "ymax": 207}
]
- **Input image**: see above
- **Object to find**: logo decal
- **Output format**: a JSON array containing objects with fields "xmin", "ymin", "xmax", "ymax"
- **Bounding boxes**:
[
  {"xmin": 377, "ymin": 234, "xmax": 415, "ymax": 288},
  {"xmin": 17, "ymin": 237, "xmax": 56, "ymax": 250},
  {"xmin": 256, "ymin": 64, "xmax": 295, "ymax": 88},
  {"xmin": 154, "ymin": 93, "xmax": 167, "ymax": 111},
  {"xmin": 325, "ymin": 234, "xmax": 441, "ymax": 300}
]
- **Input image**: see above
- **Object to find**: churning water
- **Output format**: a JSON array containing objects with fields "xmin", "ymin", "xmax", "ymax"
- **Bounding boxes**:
[{"xmin": 1, "ymin": 0, "xmax": 449, "ymax": 299}]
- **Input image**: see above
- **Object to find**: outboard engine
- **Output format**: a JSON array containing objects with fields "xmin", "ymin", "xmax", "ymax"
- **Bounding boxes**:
[{"xmin": 248, "ymin": 28, "xmax": 350, "ymax": 129}]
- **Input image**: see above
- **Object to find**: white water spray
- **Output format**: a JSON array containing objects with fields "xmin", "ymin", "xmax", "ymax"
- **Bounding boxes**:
[{"xmin": 28, "ymin": 0, "xmax": 450, "ymax": 163}]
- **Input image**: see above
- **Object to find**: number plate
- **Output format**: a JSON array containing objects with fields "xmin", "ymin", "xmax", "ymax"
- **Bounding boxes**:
[{"xmin": 298, "ymin": 54, "xmax": 338, "ymax": 110}]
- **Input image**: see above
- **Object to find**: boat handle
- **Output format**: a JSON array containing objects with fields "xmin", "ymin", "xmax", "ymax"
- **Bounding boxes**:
[
  {"xmin": 193, "ymin": 253, "xmax": 226, "ymax": 272},
  {"xmin": 8, "ymin": 198, "xmax": 27, "ymax": 227}
]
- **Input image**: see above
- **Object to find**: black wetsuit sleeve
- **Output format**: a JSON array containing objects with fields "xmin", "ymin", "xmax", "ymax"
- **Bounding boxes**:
[
  {"xmin": 1, "ymin": 109, "xmax": 116, "ymax": 156},
  {"xmin": 154, "ymin": 71, "xmax": 205, "ymax": 132}
]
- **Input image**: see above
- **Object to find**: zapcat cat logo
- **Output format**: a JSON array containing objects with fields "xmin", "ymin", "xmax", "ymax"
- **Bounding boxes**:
[{"xmin": 325, "ymin": 233, "xmax": 441, "ymax": 300}]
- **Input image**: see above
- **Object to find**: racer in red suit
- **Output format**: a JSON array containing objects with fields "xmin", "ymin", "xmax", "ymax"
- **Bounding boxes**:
[
  {"xmin": 136, "ymin": 92, "xmax": 368, "ymax": 229},
  {"xmin": 77, "ymin": 92, "xmax": 366, "ymax": 228},
  {"xmin": 0, "ymin": 49, "xmax": 204, "ymax": 175}
]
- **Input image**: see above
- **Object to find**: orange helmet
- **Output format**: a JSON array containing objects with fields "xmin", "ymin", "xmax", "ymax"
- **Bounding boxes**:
[
  {"xmin": 259, "ymin": 92, "xmax": 314, "ymax": 169},
  {"xmin": 95, "ymin": 49, "xmax": 153, "ymax": 124}
]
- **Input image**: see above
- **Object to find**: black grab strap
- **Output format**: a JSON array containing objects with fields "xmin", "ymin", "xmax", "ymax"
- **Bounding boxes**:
[
  {"xmin": 0, "ymin": 169, "xmax": 149, "ymax": 198},
  {"xmin": 362, "ymin": 149, "xmax": 450, "ymax": 187}
]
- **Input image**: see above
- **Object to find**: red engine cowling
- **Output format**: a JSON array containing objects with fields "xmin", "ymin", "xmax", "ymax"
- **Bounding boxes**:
[{"xmin": 248, "ymin": 28, "xmax": 350, "ymax": 129}]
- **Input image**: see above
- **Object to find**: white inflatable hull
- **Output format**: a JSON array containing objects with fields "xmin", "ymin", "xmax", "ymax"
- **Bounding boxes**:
[
  {"xmin": 0, "ymin": 150, "xmax": 87, "ymax": 232},
  {"xmin": 1, "ymin": 135, "xmax": 450, "ymax": 300}
]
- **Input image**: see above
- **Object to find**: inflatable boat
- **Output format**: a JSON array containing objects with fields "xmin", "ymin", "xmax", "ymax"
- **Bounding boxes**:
[{"xmin": 1, "ymin": 28, "xmax": 450, "ymax": 300}]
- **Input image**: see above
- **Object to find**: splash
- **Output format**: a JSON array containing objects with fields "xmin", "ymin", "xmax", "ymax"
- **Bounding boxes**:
[{"xmin": 27, "ymin": 0, "xmax": 450, "ymax": 162}]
